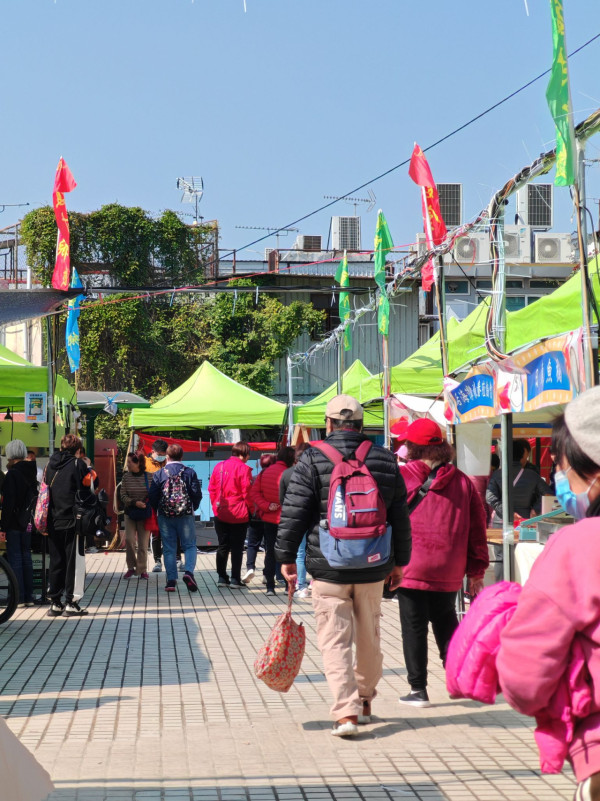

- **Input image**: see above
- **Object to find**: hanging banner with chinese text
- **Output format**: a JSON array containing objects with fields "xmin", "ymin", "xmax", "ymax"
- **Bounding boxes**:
[{"xmin": 51, "ymin": 158, "xmax": 77, "ymax": 291}]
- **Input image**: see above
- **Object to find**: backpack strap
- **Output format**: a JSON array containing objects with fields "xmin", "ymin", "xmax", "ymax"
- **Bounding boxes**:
[
  {"xmin": 312, "ymin": 442, "xmax": 344, "ymax": 465},
  {"xmin": 407, "ymin": 467, "xmax": 440, "ymax": 514},
  {"xmin": 354, "ymin": 440, "xmax": 373, "ymax": 463}
]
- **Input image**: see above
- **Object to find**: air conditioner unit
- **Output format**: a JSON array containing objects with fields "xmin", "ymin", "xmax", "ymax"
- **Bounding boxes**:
[
  {"xmin": 331, "ymin": 216, "xmax": 361, "ymax": 251},
  {"xmin": 502, "ymin": 225, "xmax": 531, "ymax": 262},
  {"xmin": 516, "ymin": 184, "xmax": 553, "ymax": 230},
  {"xmin": 295, "ymin": 235, "xmax": 322, "ymax": 251},
  {"xmin": 534, "ymin": 233, "xmax": 572, "ymax": 263},
  {"xmin": 264, "ymin": 248, "xmax": 274, "ymax": 260},
  {"xmin": 452, "ymin": 233, "xmax": 488, "ymax": 264},
  {"xmin": 415, "ymin": 233, "xmax": 428, "ymax": 258}
]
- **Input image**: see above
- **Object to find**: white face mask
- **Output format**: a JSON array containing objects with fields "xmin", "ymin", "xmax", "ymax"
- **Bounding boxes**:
[{"xmin": 153, "ymin": 453, "xmax": 166, "ymax": 463}]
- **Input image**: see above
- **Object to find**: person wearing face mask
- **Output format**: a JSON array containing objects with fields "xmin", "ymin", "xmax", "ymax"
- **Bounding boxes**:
[
  {"xmin": 147, "ymin": 440, "xmax": 182, "ymax": 573},
  {"xmin": 497, "ymin": 387, "xmax": 600, "ymax": 801}
]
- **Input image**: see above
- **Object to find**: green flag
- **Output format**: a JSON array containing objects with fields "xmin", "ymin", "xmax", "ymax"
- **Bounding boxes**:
[
  {"xmin": 335, "ymin": 250, "xmax": 352, "ymax": 351},
  {"xmin": 546, "ymin": 0, "xmax": 576, "ymax": 186},
  {"xmin": 374, "ymin": 210, "xmax": 393, "ymax": 336}
]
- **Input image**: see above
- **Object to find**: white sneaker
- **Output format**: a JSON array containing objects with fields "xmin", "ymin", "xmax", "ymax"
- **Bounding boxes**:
[
  {"xmin": 177, "ymin": 560, "xmax": 185, "ymax": 572},
  {"xmin": 331, "ymin": 720, "xmax": 359, "ymax": 737},
  {"xmin": 152, "ymin": 560, "xmax": 162, "ymax": 573},
  {"xmin": 242, "ymin": 569, "xmax": 255, "ymax": 584},
  {"xmin": 294, "ymin": 587, "xmax": 311, "ymax": 599}
]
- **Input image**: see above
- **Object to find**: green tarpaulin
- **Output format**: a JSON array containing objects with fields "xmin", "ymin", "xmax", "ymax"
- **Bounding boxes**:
[
  {"xmin": 129, "ymin": 360, "xmax": 287, "ymax": 430},
  {"xmin": 294, "ymin": 360, "xmax": 375, "ymax": 426}
]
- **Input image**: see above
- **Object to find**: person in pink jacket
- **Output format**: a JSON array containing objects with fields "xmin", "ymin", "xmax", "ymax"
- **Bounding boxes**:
[
  {"xmin": 208, "ymin": 441, "xmax": 252, "ymax": 589},
  {"xmin": 397, "ymin": 418, "xmax": 488, "ymax": 708},
  {"xmin": 248, "ymin": 446, "xmax": 295, "ymax": 596},
  {"xmin": 498, "ymin": 386, "xmax": 600, "ymax": 800}
]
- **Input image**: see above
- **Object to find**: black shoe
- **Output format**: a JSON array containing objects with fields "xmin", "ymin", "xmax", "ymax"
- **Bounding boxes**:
[
  {"xmin": 266, "ymin": 589, "xmax": 276, "ymax": 597},
  {"xmin": 47, "ymin": 601, "xmax": 65, "ymax": 617},
  {"xmin": 217, "ymin": 576, "xmax": 230, "ymax": 588},
  {"xmin": 62, "ymin": 602, "xmax": 89, "ymax": 617},
  {"xmin": 165, "ymin": 579, "xmax": 177, "ymax": 592},
  {"xmin": 229, "ymin": 579, "xmax": 244, "ymax": 589},
  {"xmin": 183, "ymin": 572, "xmax": 198, "ymax": 592},
  {"xmin": 398, "ymin": 689, "xmax": 431, "ymax": 708}
]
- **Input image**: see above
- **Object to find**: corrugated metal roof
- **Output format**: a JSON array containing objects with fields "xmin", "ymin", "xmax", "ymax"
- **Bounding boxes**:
[{"xmin": 0, "ymin": 290, "xmax": 82, "ymax": 325}]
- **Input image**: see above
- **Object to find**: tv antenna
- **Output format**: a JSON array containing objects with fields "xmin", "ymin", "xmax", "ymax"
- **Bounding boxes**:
[
  {"xmin": 235, "ymin": 225, "xmax": 299, "ymax": 250},
  {"xmin": 0, "ymin": 202, "xmax": 30, "ymax": 214},
  {"xmin": 323, "ymin": 188, "xmax": 376, "ymax": 216},
  {"xmin": 176, "ymin": 177, "xmax": 204, "ymax": 225}
]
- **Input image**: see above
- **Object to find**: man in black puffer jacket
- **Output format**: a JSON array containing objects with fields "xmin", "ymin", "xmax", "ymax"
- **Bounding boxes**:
[{"xmin": 276, "ymin": 394, "xmax": 411, "ymax": 737}]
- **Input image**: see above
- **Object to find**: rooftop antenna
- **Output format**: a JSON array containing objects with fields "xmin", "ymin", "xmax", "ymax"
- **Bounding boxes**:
[
  {"xmin": 176, "ymin": 177, "xmax": 203, "ymax": 225},
  {"xmin": 235, "ymin": 225, "xmax": 299, "ymax": 250},
  {"xmin": 323, "ymin": 188, "xmax": 376, "ymax": 216},
  {"xmin": 0, "ymin": 202, "xmax": 30, "ymax": 214}
]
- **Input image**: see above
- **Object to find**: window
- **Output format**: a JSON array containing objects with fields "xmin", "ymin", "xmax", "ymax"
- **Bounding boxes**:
[
  {"xmin": 506, "ymin": 280, "xmax": 523, "ymax": 288},
  {"xmin": 310, "ymin": 293, "xmax": 339, "ymax": 334},
  {"xmin": 530, "ymin": 279, "xmax": 562, "ymax": 289},
  {"xmin": 527, "ymin": 296, "xmax": 541, "ymax": 305},
  {"xmin": 476, "ymin": 279, "xmax": 492, "ymax": 289},
  {"xmin": 506, "ymin": 296, "xmax": 526, "ymax": 312},
  {"xmin": 445, "ymin": 280, "xmax": 469, "ymax": 294}
]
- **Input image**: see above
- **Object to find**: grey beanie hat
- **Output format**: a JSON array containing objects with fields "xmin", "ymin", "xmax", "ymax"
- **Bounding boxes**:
[{"xmin": 564, "ymin": 386, "xmax": 600, "ymax": 465}]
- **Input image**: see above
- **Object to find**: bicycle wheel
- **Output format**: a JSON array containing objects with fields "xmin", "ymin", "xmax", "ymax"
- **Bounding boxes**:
[{"xmin": 0, "ymin": 554, "xmax": 19, "ymax": 624}]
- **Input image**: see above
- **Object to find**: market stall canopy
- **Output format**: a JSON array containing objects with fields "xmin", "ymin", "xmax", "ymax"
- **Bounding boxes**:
[
  {"xmin": 77, "ymin": 391, "xmax": 150, "ymax": 413},
  {"xmin": 0, "ymin": 290, "xmax": 82, "ymax": 326},
  {"xmin": 128, "ymin": 361, "xmax": 287, "ymax": 430},
  {"xmin": 0, "ymin": 343, "xmax": 47, "ymax": 407},
  {"xmin": 359, "ymin": 317, "xmax": 461, "ymax": 400},
  {"xmin": 294, "ymin": 360, "xmax": 374, "ymax": 426}
]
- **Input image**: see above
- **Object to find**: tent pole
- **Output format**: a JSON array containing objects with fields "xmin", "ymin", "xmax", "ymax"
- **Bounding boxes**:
[
  {"xmin": 45, "ymin": 317, "xmax": 55, "ymax": 456},
  {"xmin": 286, "ymin": 355, "xmax": 295, "ymax": 444},
  {"xmin": 575, "ymin": 141, "xmax": 596, "ymax": 388},
  {"xmin": 337, "ymin": 332, "xmax": 344, "ymax": 395},
  {"xmin": 435, "ymin": 256, "xmax": 450, "ymax": 377}
]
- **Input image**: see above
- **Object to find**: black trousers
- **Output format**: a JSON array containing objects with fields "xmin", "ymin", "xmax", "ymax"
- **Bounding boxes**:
[
  {"xmin": 48, "ymin": 526, "xmax": 79, "ymax": 604},
  {"xmin": 245, "ymin": 519, "xmax": 264, "ymax": 570},
  {"xmin": 397, "ymin": 587, "xmax": 459, "ymax": 691},
  {"xmin": 262, "ymin": 522, "xmax": 279, "ymax": 591},
  {"xmin": 214, "ymin": 519, "xmax": 247, "ymax": 582},
  {"xmin": 150, "ymin": 532, "xmax": 181, "ymax": 562}
]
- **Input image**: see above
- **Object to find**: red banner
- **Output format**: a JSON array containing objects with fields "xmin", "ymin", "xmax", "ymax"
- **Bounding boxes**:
[
  {"xmin": 51, "ymin": 158, "xmax": 77, "ymax": 291},
  {"xmin": 409, "ymin": 144, "xmax": 447, "ymax": 292},
  {"xmin": 136, "ymin": 432, "xmax": 278, "ymax": 454}
]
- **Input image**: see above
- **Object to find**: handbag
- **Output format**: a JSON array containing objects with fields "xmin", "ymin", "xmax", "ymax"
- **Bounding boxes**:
[
  {"xmin": 34, "ymin": 467, "xmax": 59, "ymax": 535},
  {"xmin": 254, "ymin": 592, "xmax": 305, "ymax": 692},
  {"xmin": 125, "ymin": 472, "xmax": 151, "ymax": 520}
]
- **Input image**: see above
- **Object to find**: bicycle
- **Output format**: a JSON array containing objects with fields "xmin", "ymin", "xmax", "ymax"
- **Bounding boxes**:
[{"xmin": 0, "ymin": 554, "xmax": 19, "ymax": 624}]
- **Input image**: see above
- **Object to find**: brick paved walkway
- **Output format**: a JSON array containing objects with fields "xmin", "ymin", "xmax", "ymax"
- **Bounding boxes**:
[{"xmin": 0, "ymin": 552, "xmax": 577, "ymax": 801}]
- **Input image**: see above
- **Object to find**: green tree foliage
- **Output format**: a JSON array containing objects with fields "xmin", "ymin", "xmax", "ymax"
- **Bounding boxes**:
[
  {"xmin": 20, "ymin": 204, "xmax": 208, "ymax": 287},
  {"xmin": 55, "ymin": 286, "xmax": 323, "ymax": 445}
]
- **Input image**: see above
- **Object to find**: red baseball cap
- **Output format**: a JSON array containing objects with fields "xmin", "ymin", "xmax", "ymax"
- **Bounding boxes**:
[
  {"xmin": 390, "ymin": 419, "xmax": 410, "ymax": 440},
  {"xmin": 405, "ymin": 418, "xmax": 444, "ymax": 445}
]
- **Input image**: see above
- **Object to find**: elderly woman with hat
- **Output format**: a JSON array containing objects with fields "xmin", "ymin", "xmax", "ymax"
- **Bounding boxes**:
[
  {"xmin": 397, "ymin": 418, "xmax": 489, "ymax": 708},
  {"xmin": 497, "ymin": 387, "xmax": 600, "ymax": 799}
]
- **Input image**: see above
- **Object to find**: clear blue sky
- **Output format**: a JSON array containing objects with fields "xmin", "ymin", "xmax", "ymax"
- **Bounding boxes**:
[{"xmin": 2, "ymin": 0, "xmax": 600, "ymax": 257}]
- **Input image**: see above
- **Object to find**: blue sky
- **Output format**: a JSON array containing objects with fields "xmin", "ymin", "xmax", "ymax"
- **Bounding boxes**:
[{"xmin": 2, "ymin": 0, "xmax": 600, "ymax": 257}]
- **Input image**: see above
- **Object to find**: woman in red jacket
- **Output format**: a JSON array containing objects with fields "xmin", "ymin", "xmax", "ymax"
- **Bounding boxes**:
[
  {"xmin": 248, "ymin": 446, "xmax": 295, "ymax": 596},
  {"xmin": 397, "ymin": 418, "xmax": 488, "ymax": 708},
  {"xmin": 208, "ymin": 442, "xmax": 252, "ymax": 589}
]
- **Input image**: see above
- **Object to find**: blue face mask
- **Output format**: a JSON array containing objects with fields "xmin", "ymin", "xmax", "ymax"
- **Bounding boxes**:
[
  {"xmin": 555, "ymin": 468, "xmax": 598, "ymax": 520},
  {"xmin": 153, "ymin": 454, "xmax": 166, "ymax": 463}
]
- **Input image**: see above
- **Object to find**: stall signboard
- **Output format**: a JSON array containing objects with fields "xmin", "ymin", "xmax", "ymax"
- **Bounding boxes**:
[
  {"xmin": 444, "ymin": 366, "xmax": 495, "ymax": 424},
  {"xmin": 444, "ymin": 329, "xmax": 585, "ymax": 424},
  {"xmin": 24, "ymin": 392, "xmax": 47, "ymax": 423},
  {"xmin": 495, "ymin": 329, "xmax": 584, "ymax": 415}
]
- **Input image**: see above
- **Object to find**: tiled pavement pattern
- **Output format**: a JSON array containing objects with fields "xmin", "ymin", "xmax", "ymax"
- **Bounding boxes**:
[{"xmin": 0, "ymin": 552, "xmax": 577, "ymax": 801}]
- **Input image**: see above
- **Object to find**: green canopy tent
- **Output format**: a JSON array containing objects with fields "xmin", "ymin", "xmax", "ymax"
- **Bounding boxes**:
[
  {"xmin": 294, "ymin": 360, "xmax": 376, "ymax": 427},
  {"xmin": 0, "ymin": 345, "xmax": 77, "ymax": 448},
  {"xmin": 129, "ymin": 360, "xmax": 287, "ymax": 430}
]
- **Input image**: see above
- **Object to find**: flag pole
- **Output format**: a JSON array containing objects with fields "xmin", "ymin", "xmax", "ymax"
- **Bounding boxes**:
[
  {"xmin": 337, "ymin": 331, "xmax": 344, "ymax": 394},
  {"xmin": 286, "ymin": 354, "xmax": 295, "ymax": 444},
  {"xmin": 382, "ymin": 330, "xmax": 391, "ymax": 449},
  {"xmin": 575, "ymin": 141, "xmax": 596, "ymax": 387}
]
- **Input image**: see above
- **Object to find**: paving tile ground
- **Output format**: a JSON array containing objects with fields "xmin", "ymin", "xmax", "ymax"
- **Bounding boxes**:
[{"xmin": 0, "ymin": 552, "xmax": 577, "ymax": 801}]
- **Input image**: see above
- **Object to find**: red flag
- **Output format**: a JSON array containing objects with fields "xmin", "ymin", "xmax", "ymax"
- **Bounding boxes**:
[
  {"xmin": 51, "ymin": 158, "xmax": 77, "ymax": 291},
  {"xmin": 409, "ymin": 144, "xmax": 448, "ymax": 291}
]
